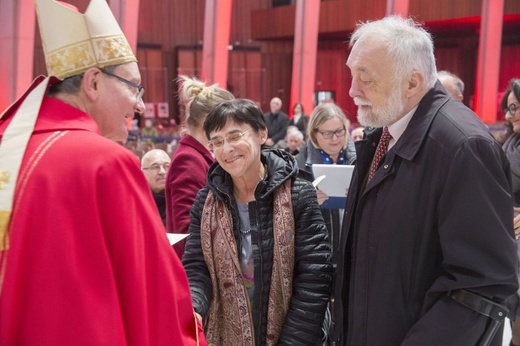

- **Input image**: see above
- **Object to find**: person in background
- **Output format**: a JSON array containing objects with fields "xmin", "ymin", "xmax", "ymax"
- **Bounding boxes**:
[
  {"xmin": 438, "ymin": 70, "xmax": 465, "ymax": 101},
  {"xmin": 295, "ymin": 103, "xmax": 356, "ymax": 264},
  {"xmin": 141, "ymin": 118, "xmax": 159, "ymax": 138},
  {"xmin": 0, "ymin": 0, "xmax": 203, "ymax": 344},
  {"xmin": 284, "ymin": 126, "xmax": 305, "ymax": 156},
  {"xmin": 350, "ymin": 126, "xmax": 365, "ymax": 142},
  {"xmin": 141, "ymin": 149, "xmax": 171, "ymax": 227},
  {"xmin": 182, "ymin": 99, "xmax": 332, "ymax": 345},
  {"xmin": 264, "ymin": 97, "xmax": 289, "ymax": 147},
  {"xmin": 333, "ymin": 16, "xmax": 517, "ymax": 345},
  {"xmin": 165, "ymin": 75, "xmax": 234, "ymax": 257},
  {"xmin": 500, "ymin": 78, "xmax": 520, "ymax": 346},
  {"xmin": 289, "ymin": 102, "xmax": 310, "ymax": 137}
]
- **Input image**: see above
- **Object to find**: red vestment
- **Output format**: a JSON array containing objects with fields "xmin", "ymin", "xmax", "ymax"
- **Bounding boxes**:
[{"xmin": 0, "ymin": 80, "xmax": 205, "ymax": 345}]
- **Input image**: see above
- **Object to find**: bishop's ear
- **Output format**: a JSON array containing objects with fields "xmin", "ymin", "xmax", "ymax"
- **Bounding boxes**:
[{"xmin": 82, "ymin": 68, "xmax": 102, "ymax": 101}]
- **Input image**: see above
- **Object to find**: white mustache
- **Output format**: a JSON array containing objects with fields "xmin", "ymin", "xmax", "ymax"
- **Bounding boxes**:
[{"xmin": 354, "ymin": 98, "xmax": 372, "ymax": 107}]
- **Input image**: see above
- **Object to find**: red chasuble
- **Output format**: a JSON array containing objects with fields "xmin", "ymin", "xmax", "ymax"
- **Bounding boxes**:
[{"xmin": 0, "ymin": 89, "xmax": 205, "ymax": 345}]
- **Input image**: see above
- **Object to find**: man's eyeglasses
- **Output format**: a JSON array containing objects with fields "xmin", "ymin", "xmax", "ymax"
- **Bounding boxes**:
[
  {"xmin": 101, "ymin": 69, "xmax": 145, "ymax": 103},
  {"xmin": 504, "ymin": 102, "xmax": 518, "ymax": 116},
  {"xmin": 142, "ymin": 163, "xmax": 170, "ymax": 173},
  {"xmin": 208, "ymin": 128, "xmax": 253, "ymax": 151},
  {"xmin": 315, "ymin": 127, "xmax": 346, "ymax": 139}
]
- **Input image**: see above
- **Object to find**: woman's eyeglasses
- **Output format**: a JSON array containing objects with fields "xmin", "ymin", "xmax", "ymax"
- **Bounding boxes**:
[
  {"xmin": 208, "ymin": 128, "xmax": 253, "ymax": 151},
  {"xmin": 315, "ymin": 127, "xmax": 346, "ymax": 139},
  {"xmin": 101, "ymin": 69, "xmax": 145, "ymax": 104},
  {"xmin": 504, "ymin": 102, "xmax": 518, "ymax": 116}
]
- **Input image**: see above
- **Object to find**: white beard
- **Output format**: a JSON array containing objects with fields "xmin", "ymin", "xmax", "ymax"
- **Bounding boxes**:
[{"xmin": 355, "ymin": 88, "xmax": 405, "ymax": 128}]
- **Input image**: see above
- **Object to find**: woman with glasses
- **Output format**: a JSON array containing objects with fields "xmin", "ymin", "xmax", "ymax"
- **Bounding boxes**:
[
  {"xmin": 295, "ymin": 103, "xmax": 356, "ymax": 263},
  {"xmin": 501, "ymin": 78, "xmax": 520, "ymax": 346},
  {"xmin": 182, "ymin": 99, "xmax": 332, "ymax": 345},
  {"xmin": 165, "ymin": 75, "xmax": 234, "ymax": 257},
  {"xmin": 295, "ymin": 103, "xmax": 355, "ymax": 344}
]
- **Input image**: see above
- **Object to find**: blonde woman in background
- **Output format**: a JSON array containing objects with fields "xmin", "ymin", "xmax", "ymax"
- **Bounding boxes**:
[
  {"xmin": 165, "ymin": 76, "xmax": 234, "ymax": 257},
  {"xmin": 295, "ymin": 103, "xmax": 356, "ymax": 263}
]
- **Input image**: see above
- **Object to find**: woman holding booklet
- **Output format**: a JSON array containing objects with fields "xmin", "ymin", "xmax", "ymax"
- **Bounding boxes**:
[{"xmin": 295, "ymin": 102, "xmax": 356, "ymax": 264}]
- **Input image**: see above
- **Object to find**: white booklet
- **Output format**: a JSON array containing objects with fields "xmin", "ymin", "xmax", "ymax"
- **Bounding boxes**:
[
  {"xmin": 166, "ymin": 233, "xmax": 189, "ymax": 246},
  {"xmin": 311, "ymin": 164, "xmax": 355, "ymax": 209}
]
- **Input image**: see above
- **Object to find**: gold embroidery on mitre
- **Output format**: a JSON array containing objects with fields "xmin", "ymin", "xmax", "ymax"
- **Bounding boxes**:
[
  {"xmin": 94, "ymin": 35, "xmax": 135, "ymax": 64},
  {"xmin": 47, "ymin": 40, "xmax": 97, "ymax": 79},
  {"xmin": 0, "ymin": 210, "xmax": 11, "ymax": 251},
  {"xmin": 35, "ymin": 0, "xmax": 137, "ymax": 80},
  {"xmin": 46, "ymin": 35, "xmax": 135, "ymax": 80},
  {"xmin": 0, "ymin": 170, "xmax": 10, "ymax": 190}
]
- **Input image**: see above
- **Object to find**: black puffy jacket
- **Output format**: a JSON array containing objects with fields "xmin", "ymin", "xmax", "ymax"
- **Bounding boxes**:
[{"xmin": 182, "ymin": 148, "xmax": 333, "ymax": 345}]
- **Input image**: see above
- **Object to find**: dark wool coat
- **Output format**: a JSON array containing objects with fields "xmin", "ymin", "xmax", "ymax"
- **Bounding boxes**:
[
  {"xmin": 264, "ymin": 111, "xmax": 289, "ymax": 143},
  {"xmin": 183, "ymin": 148, "xmax": 333, "ymax": 345},
  {"xmin": 332, "ymin": 82, "xmax": 518, "ymax": 345}
]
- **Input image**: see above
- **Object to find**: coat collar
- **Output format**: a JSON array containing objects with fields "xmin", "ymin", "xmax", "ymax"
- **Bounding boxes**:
[
  {"xmin": 356, "ymin": 81, "xmax": 451, "ymax": 191},
  {"xmin": 391, "ymin": 81, "xmax": 451, "ymax": 161}
]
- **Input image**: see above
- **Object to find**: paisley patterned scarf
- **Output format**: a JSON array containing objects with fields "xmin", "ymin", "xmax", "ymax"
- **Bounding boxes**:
[{"xmin": 200, "ymin": 180, "xmax": 294, "ymax": 345}]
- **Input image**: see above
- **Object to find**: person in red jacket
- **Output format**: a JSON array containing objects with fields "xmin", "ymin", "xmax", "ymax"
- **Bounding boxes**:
[
  {"xmin": 0, "ymin": 0, "xmax": 204, "ymax": 344},
  {"xmin": 165, "ymin": 75, "xmax": 234, "ymax": 257}
]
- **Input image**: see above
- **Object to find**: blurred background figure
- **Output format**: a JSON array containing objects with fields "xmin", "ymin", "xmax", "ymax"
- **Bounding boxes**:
[
  {"xmin": 165, "ymin": 75, "xmax": 234, "ymax": 257},
  {"xmin": 500, "ymin": 78, "xmax": 520, "ymax": 346},
  {"xmin": 142, "ymin": 149, "xmax": 171, "ymax": 226},
  {"xmin": 289, "ymin": 102, "xmax": 310, "ymax": 139},
  {"xmin": 264, "ymin": 97, "xmax": 289, "ymax": 147},
  {"xmin": 438, "ymin": 70, "xmax": 465, "ymax": 101},
  {"xmin": 295, "ymin": 103, "xmax": 356, "ymax": 265},
  {"xmin": 350, "ymin": 126, "xmax": 365, "ymax": 142},
  {"xmin": 141, "ymin": 118, "xmax": 159, "ymax": 139},
  {"xmin": 284, "ymin": 126, "xmax": 305, "ymax": 156}
]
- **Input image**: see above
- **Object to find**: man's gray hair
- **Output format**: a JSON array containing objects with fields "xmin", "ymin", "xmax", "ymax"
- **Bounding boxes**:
[
  {"xmin": 438, "ymin": 70, "xmax": 465, "ymax": 94},
  {"xmin": 47, "ymin": 64, "xmax": 119, "ymax": 96},
  {"xmin": 350, "ymin": 15, "xmax": 437, "ymax": 89}
]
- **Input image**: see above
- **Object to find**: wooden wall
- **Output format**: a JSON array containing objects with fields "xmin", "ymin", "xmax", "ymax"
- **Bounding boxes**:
[{"xmin": 30, "ymin": 0, "xmax": 520, "ymax": 125}]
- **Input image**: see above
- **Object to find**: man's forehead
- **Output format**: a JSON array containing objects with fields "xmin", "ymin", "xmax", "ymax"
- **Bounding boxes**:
[
  {"xmin": 143, "ymin": 152, "xmax": 170, "ymax": 165},
  {"xmin": 116, "ymin": 62, "xmax": 142, "ymax": 82},
  {"xmin": 347, "ymin": 42, "xmax": 387, "ymax": 71}
]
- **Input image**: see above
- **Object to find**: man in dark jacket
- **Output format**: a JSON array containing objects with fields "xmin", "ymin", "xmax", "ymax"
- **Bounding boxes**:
[
  {"xmin": 332, "ymin": 16, "xmax": 518, "ymax": 345},
  {"xmin": 264, "ymin": 97, "xmax": 289, "ymax": 147}
]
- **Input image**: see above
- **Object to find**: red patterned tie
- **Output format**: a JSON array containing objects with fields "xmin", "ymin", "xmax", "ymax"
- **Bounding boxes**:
[{"xmin": 367, "ymin": 126, "xmax": 392, "ymax": 183}]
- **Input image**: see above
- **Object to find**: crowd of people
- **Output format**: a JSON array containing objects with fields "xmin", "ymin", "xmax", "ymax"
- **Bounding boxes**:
[{"xmin": 1, "ymin": 2, "xmax": 520, "ymax": 345}]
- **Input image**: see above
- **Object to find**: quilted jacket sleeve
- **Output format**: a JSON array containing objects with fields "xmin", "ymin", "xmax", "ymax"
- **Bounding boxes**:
[
  {"xmin": 181, "ymin": 187, "xmax": 213, "ymax": 317},
  {"xmin": 279, "ymin": 179, "xmax": 333, "ymax": 345}
]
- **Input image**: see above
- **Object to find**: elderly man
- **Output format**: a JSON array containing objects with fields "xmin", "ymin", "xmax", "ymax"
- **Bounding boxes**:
[
  {"xmin": 264, "ymin": 97, "xmax": 289, "ymax": 146},
  {"xmin": 141, "ymin": 149, "xmax": 171, "ymax": 226},
  {"xmin": 350, "ymin": 126, "xmax": 365, "ymax": 142},
  {"xmin": 438, "ymin": 70, "xmax": 465, "ymax": 101},
  {"xmin": 332, "ymin": 16, "xmax": 518, "ymax": 345},
  {"xmin": 0, "ymin": 0, "xmax": 203, "ymax": 344}
]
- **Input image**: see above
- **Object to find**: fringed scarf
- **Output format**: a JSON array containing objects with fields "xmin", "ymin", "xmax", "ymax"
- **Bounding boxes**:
[{"xmin": 200, "ymin": 179, "xmax": 294, "ymax": 346}]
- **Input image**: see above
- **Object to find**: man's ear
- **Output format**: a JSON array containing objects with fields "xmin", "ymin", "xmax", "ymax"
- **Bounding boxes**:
[
  {"xmin": 82, "ymin": 68, "xmax": 102, "ymax": 102},
  {"xmin": 406, "ymin": 70, "xmax": 424, "ymax": 98}
]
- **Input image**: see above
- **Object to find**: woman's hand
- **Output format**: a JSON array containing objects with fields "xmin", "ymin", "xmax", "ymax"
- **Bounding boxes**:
[
  {"xmin": 316, "ymin": 188, "xmax": 329, "ymax": 205},
  {"xmin": 514, "ymin": 207, "xmax": 520, "ymax": 238}
]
